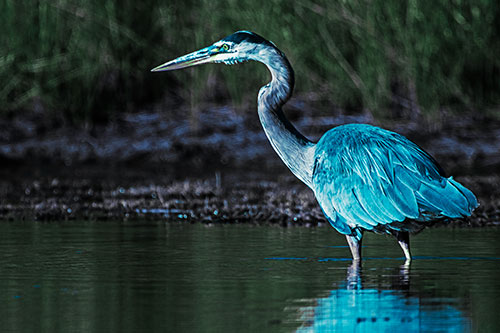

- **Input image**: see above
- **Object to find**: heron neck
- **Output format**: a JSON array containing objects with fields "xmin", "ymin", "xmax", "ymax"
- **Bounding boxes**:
[{"xmin": 257, "ymin": 51, "xmax": 315, "ymax": 188}]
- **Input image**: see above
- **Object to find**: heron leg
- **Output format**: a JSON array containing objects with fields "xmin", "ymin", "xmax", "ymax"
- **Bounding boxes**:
[
  {"xmin": 347, "ymin": 260, "xmax": 362, "ymax": 290},
  {"xmin": 346, "ymin": 234, "xmax": 362, "ymax": 260},
  {"xmin": 396, "ymin": 231, "xmax": 412, "ymax": 261}
]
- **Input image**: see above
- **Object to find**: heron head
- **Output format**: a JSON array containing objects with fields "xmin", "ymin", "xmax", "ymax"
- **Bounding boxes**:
[{"xmin": 151, "ymin": 31, "xmax": 277, "ymax": 72}]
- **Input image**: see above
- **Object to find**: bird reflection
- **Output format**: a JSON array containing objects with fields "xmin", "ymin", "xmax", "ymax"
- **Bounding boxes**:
[{"xmin": 295, "ymin": 261, "xmax": 469, "ymax": 332}]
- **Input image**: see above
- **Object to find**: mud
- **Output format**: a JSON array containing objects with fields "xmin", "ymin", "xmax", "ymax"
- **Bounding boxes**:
[
  {"xmin": 0, "ymin": 103, "xmax": 499, "ymax": 225},
  {"xmin": 1, "ymin": 102, "xmax": 500, "ymax": 175},
  {"xmin": 0, "ymin": 164, "xmax": 498, "ymax": 227}
]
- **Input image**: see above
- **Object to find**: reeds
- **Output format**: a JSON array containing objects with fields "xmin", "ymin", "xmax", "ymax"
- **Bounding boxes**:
[{"xmin": 1, "ymin": 0, "xmax": 499, "ymax": 123}]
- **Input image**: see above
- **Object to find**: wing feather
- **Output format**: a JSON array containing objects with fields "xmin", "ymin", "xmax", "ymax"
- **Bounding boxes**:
[{"xmin": 312, "ymin": 124, "xmax": 478, "ymax": 234}]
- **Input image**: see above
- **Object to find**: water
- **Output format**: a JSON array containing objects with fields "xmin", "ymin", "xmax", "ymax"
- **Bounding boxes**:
[{"xmin": 1, "ymin": 222, "xmax": 499, "ymax": 332}]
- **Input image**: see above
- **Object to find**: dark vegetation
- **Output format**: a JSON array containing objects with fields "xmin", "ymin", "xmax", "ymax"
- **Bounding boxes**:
[{"xmin": 1, "ymin": 0, "xmax": 499, "ymax": 123}]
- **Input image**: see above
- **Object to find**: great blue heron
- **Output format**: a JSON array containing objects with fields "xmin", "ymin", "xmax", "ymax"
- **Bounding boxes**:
[{"xmin": 152, "ymin": 31, "xmax": 478, "ymax": 261}]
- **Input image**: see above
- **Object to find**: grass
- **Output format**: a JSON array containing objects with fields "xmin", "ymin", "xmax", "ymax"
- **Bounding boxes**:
[{"xmin": 1, "ymin": 0, "xmax": 499, "ymax": 124}]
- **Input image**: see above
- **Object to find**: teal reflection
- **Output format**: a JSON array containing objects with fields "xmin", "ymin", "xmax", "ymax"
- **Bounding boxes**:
[{"xmin": 295, "ymin": 263, "xmax": 470, "ymax": 332}]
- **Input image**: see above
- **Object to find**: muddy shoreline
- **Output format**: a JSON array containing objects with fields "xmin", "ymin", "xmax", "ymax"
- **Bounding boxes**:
[
  {"xmin": 1, "ymin": 105, "xmax": 499, "ymax": 225},
  {"xmin": 0, "ymin": 163, "xmax": 498, "ymax": 227},
  {"xmin": 2, "ymin": 102, "xmax": 500, "ymax": 174}
]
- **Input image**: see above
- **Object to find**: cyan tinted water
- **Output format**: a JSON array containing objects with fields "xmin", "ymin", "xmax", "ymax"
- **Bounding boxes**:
[{"xmin": 1, "ymin": 222, "xmax": 499, "ymax": 332}]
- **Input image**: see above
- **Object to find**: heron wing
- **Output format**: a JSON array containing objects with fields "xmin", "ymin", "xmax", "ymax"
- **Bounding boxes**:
[{"xmin": 312, "ymin": 125, "xmax": 478, "ymax": 234}]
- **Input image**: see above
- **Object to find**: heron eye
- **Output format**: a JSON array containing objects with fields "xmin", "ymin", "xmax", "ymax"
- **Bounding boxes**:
[{"xmin": 221, "ymin": 43, "xmax": 230, "ymax": 51}]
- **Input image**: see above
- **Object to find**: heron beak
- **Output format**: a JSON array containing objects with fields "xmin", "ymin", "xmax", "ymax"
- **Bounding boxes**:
[{"xmin": 151, "ymin": 46, "xmax": 218, "ymax": 72}]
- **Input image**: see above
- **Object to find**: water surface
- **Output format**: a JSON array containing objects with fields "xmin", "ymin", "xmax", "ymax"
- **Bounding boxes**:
[{"xmin": 1, "ymin": 222, "xmax": 499, "ymax": 332}]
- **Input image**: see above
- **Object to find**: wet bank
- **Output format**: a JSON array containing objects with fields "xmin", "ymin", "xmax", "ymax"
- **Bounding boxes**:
[
  {"xmin": 0, "ymin": 163, "xmax": 498, "ymax": 226},
  {"xmin": 2, "ymin": 103, "xmax": 500, "ymax": 175},
  {"xmin": 1, "ymin": 105, "xmax": 499, "ymax": 225}
]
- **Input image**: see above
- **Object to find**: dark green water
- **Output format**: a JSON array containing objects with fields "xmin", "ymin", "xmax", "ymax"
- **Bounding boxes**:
[{"xmin": 1, "ymin": 222, "xmax": 499, "ymax": 332}]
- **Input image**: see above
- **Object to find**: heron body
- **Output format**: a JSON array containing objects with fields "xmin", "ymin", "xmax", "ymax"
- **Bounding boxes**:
[{"xmin": 152, "ymin": 31, "xmax": 478, "ymax": 261}]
